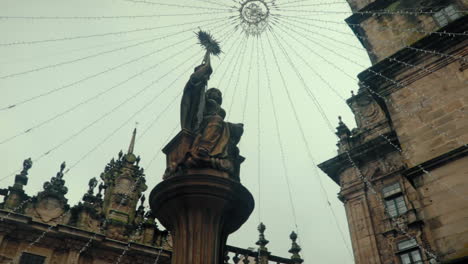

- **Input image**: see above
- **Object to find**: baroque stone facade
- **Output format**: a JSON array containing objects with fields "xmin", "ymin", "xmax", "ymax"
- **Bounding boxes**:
[
  {"xmin": 0, "ymin": 130, "xmax": 172, "ymax": 264},
  {"xmin": 0, "ymin": 130, "xmax": 300, "ymax": 264},
  {"xmin": 319, "ymin": 1, "xmax": 467, "ymax": 264}
]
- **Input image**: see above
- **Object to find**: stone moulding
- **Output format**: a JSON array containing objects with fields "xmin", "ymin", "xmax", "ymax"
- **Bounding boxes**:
[
  {"xmin": 356, "ymin": 16, "xmax": 468, "ymax": 95},
  {"xmin": 318, "ymin": 131, "xmax": 400, "ymax": 184},
  {"xmin": 403, "ymin": 145, "xmax": 468, "ymax": 186}
]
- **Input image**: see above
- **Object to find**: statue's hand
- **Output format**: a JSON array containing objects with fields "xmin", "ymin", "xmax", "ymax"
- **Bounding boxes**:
[{"xmin": 191, "ymin": 63, "xmax": 212, "ymax": 83}]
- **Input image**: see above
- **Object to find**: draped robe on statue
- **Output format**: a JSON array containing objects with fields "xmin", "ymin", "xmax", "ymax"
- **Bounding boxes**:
[
  {"xmin": 180, "ymin": 65, "xmax": 209, "ymax": 132},
  {"xmin": 176, "ymin": 56, "xmax": 243, "ymax": 179}
]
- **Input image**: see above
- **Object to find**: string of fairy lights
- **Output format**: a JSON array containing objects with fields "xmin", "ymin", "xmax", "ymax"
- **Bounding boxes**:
[{"xmin": 1, "ymin": 0, "xmax": 466, "ymax": 263}]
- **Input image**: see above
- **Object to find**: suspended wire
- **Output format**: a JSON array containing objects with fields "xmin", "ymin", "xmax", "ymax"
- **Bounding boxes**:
[
  {"xmin": 0, "ymin": 18, "xmax": 228, "ymax": 80},
  {"xmin": 122, "ymin": 0, "xmax": 235, "ymax": 12},
  {"xmin": 1, "ymin": 19, "xmax": 233, "ymax": 112},
  {"xmin": 0, "ymin": 11, "xmax": 232, "ymax": 20},
  {"xmin": 0, "ymin": 23, "xmax": 234, "ymax": 182},
  {"xmin": 261, "ymin": 31, "xmax": 300, "ymax": 235},
  {"xmin": 266, "ymin": 28, "xmax": 348, "ymax": 258},
  {"xmin": 42, "ymin": 49, "xmax": 200, "ymax": 171},
  {"xmin": 269, "ymin": 24, "xmax": 356, "ymax": 258},
  {"xmin": 0, "ymin": 36, "xmax": 207, "ymax": 146},
  {"xmin": 66, "ymin": 52, "xmax": 199, "ymax": 175},
  {"xmin": 275, "ymin": 8, "xmax": 468, "ymax": 16},
  {"xmin": 255, "ymin": 36, "xmax": 262, "ymax": 224},
  {"xmin": 139, "ymin": 25, "xmax": 238, "ymax": 140},
  {"xmin": 212, "ymin": 30, "xmax": 244, "ymax": 88},
  {"xmin": 277, "ymin": 0, "xmax": 450, "ymax": 12},
  {"xmin": 0, "ymin": 16, "xmax": 235, "ymax": 47},
  {"xmin": 151, "ymin": 237, "xmax": 168, "ymax": 264},
  {"xmin": 273, "ymin": 13, "xmax": 466, "ymax": 259},
  {"xmin": 277, "ymin": 13, "xmax": 467, "ymax": 143},
  {"xmin": 279, "ymin": 14, "xmax": 468, "ymax": 38},
  {"xmin": 274, "ymin": 14, "xmax": 468, "ymax": 55},
  {"xmin": 226, "ymin": 38, "xmax": 250, "ymax": 117},
  {"xmin": 197, "ymin": 0, "xmax": 234, "ymax": 9},
  {"xmin": 12, "ymin": 48, "xmax": 201, "ymax": 180},
  {"xmin": 270, "ymin": 22, "xmax": 348, "ymax": 101},
  {"xmin": 276, "ymin": 1, "xmax": 348, "ymax": 8},
  {"xmin": 1, "ymin": 21, "xmax": 233, "ymax": 181},
  {"xmin": 8, "ymin": 52, "xmax": 204, "ymax": 260},
  {"xmin": 278, "ymin": 16, "xmax": 468, "ymax": 201},
  {"xmin": 1, "ymin": 36, "xmax": 191, "ymax": 111},
  {"xmin": 141, "ymin": 25, "xmax": 238, "ymax": 169},
  {"xmin": 276, "ymin": 16, "xmax": 467, "ymax": 121},
  {"xmin": 274, "ymin": 15, "xmax": 468, "ymax": 63},
  {"xmin": 216, "ymin": 32, "xmax": 247, "ymax": 94},
  {"xmin": 1, "ymin": 34, "xmax": 162, "ymax": 65},
  {"xmin": 241, "ymin": 37, "xmax": 255, "ymax": 123},
  {"xmin": 145, "ymin": 124, "xmax": 178, "ymax": 170}
]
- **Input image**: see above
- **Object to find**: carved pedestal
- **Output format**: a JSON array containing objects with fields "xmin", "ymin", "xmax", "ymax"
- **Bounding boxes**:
[{"xmin": 149, "ymin": 172, "xmax": 254, "ymax": 264}]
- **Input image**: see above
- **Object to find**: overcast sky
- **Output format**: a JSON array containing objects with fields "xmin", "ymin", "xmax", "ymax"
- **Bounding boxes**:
[{"xmin": 1, "ymin": 0, "xmax": 371, "ymax": 263}]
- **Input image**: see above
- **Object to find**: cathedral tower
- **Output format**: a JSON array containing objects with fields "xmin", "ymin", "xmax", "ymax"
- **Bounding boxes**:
[{"xmin": 319, "ymin": 1, "xmax": 467, "ymax": 263}]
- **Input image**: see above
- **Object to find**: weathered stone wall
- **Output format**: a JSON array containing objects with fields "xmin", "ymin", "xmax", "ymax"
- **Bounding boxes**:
[
  {"xmin": 0, "ymin": 232, "xmax": 169, "ymax": 264},
  {"xmin": 359, "ymin": 14, "xmax": 436, "ymax": 63},
  {"xmin": 346, "ymin": 0, "xmax": 377, "ymax": 12},
  {"xmin": 347, "ymin": 0, "xmax": 468, "ymax": 63},
  {"xmin": 321, "ymin": 2, "xmax": 468, "ymax": 264},
  {"xmin": 414, "ymin": 156, "xmax": 468, "ymax": 261},
  {"xmin": 388, "ymin": 59, "xmax": 467, "ymax": 167}
]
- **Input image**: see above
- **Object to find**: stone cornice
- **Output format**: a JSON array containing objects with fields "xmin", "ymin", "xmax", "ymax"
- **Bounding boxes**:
[
  {"xmin": 403, "ymin": 145, "xmax": 468, "ymax": 180},
  {"xmin": 345, "ymin": 0, "xmax": 399, "ymax": 24},
  {"xmin": 318, "ymin": 131, "xmax": 399, "ymax": 185},
  {"xmin": 0, "ymin": 210, "xmax": 172, "ymax": 258},
  {"xmin": 356, "ymin": 16, "xmax": 468, "ymax": 96},
  {"xmin": 345, "ymin": 0, "xmax": 454, "ymax": 28}
]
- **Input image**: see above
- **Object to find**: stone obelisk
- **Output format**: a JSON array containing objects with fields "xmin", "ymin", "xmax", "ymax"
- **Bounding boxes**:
[{"xmin": 150, "ymin": 31, "xmax": 254, "ymax": 264}]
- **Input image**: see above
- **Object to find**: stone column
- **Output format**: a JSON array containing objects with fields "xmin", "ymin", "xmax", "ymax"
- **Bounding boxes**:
[
  {"xmin": 149, "ymin": 172, "xmax": 254, "ymax": 264},
  {"xmin": 66, "ymin": 239, "xmax": 85, "ymax": 264}
]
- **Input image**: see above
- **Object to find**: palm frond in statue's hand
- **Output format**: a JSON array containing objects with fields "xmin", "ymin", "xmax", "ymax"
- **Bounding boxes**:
[{"xmin": 196, "ymin": 29, "xmax": 221, "ymax": 56}]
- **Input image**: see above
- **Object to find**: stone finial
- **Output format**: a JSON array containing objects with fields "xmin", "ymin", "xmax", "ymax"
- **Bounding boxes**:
[
  {"xmin": 223, "ymin": 250, "xmax": 230, "ymax": 263},
  {"xmin": 22, "ymin": 158, "xmax": 33, "ymax": 174},
  {"xmin": 87, "ymin": 178, "xmax": 98, "ymax": 195},
  {"xmin": 2, "ymin": 158, "xmax": 33, "ymax": 210},
  {"xmin": 288, "ymin": 231, "xmax": 303, "ymax": 263},
  {"xmin": 232, "ymin": 254, "xmax": 240, "ymax": 263},
  {"xmin": 256, "ymin": 222, "xmax": 269, "ymax": 251},
  {"xmin": 33, "ymin": 162, "xmax": 69, "ymax": 210},
  {"xmin": 96, "ymin": 183, "xmax": 105, "ymax": 199},
  {"xmin": 336, "ymin": 116, "xmax": 351, "ymax": 138},
  {"xmin": 128, "ymin": 128, "xmax": 137, "ymax": 155},
  {"xmin": 82, "ymin": 177, "xmax": 98, "ymax": 204},
  {"xmin": 14, "ymin": 158, "xmax": 33, "ymax": 189},
  {"xmin": 42, "ymin": 162, "xmax": 68, "ymax": 197}
]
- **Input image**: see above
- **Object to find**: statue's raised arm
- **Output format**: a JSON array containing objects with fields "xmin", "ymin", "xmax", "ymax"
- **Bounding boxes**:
[
  {"xmin": 167, "ymin": 29, "xmax": 244, "ymax": 181},
  {"xmin": 180, "ymin": 51, "xmax": 212, "ymax": 132}
]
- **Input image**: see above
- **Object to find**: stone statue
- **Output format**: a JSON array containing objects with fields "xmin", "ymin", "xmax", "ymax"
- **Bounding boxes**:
[
  {"xmin": 167, "ymin": 52, "xmax": 244, "ymax": 180},
  {"xmin": 185, "ymin": 87, "xmax": 244, "ymax": 178},
  {"xmin": 180, "ymin": 52, "xmax": 212, "ymax": 132}
]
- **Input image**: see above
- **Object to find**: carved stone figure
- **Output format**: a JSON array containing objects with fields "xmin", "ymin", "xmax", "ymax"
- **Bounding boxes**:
[
  {"xmin": 185, "ymin": 88, "xmax": 244, "ymax": 177},
  {"xmin": 180, "ymin": 52, "xmax": 212, "ymax": 132},
  {"xmin": 166, "ymin": 53, "xmax": 244, "ymax": 180}
]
